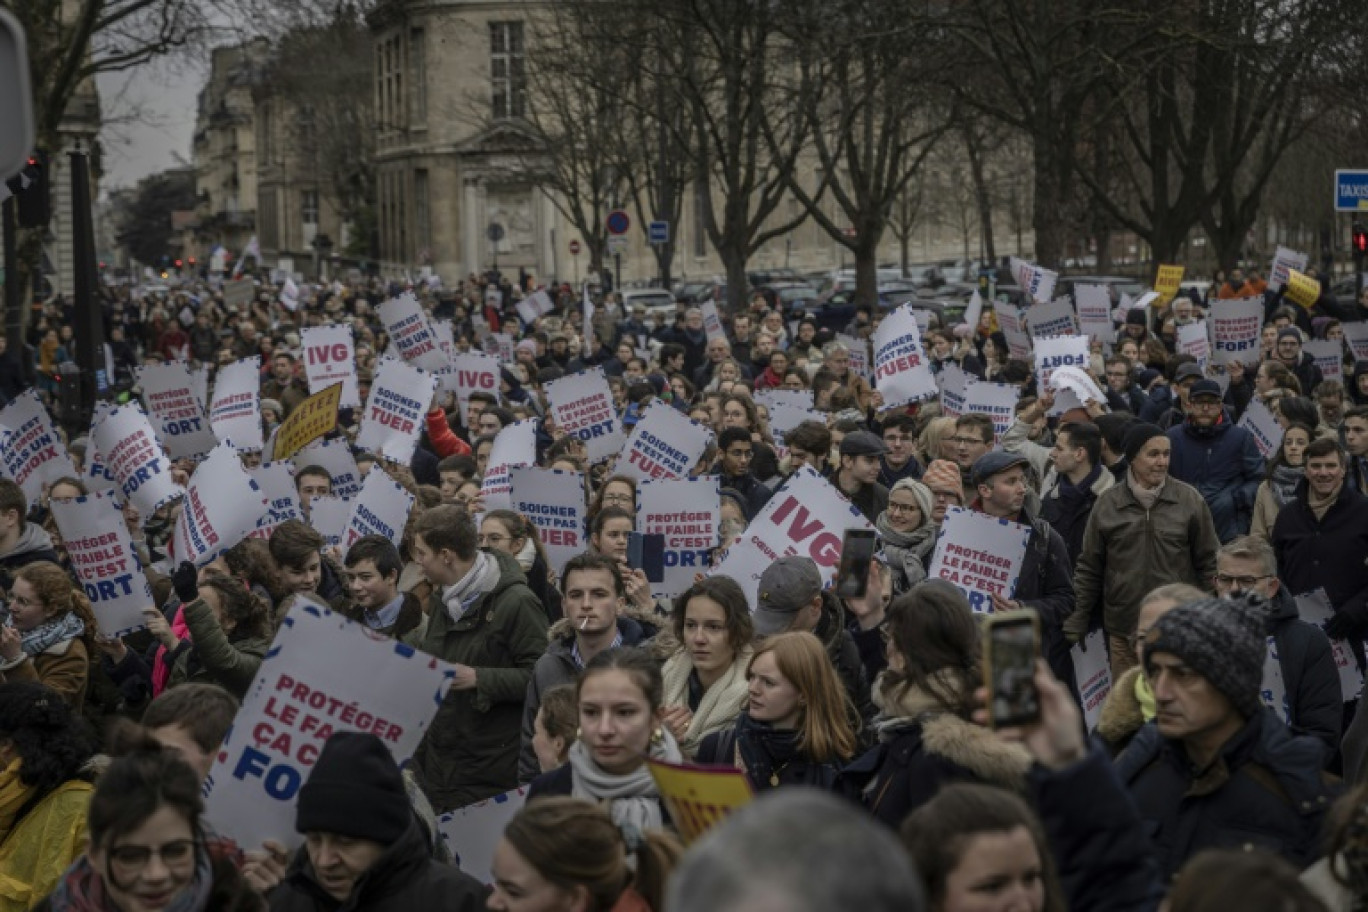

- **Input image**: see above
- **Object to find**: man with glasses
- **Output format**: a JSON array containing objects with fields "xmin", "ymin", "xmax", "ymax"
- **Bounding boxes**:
[
  {"xmin": 877, "ymin": 415, "xmax": 922, "ymax": 488},
  {"xmin": 1166, "ymin": 379, "xmax": 1264, "ymax": 543},
  {"xmin": 714, "ymin": 427, "xmax": 772, "ymax": 520},
  {"xmin": 949, "ymin": 414, "xmax": 994, "ymax": 491},
  {"xmin": 1103, "ymin": 355, "xmax": 1148, "ymax": 415},
  {"xmin": 1212, "ymin": 536, "xmax": 1340, "ymax": 755}
]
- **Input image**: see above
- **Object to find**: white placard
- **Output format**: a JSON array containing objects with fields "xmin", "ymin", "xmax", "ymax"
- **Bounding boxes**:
[
  {"xmin": 307, "ymin": 495, "xmax": 349, "ymax": 550},
  {"xmin": 138, "ymin": 362, "xmax": 218, "ymax": 459},
  {"xmin": 709, "ymin": 467, "xmax": 873, "ymax": 608},
  {"xmin": 294, "ymin": 438, "xmax": 363, "ymax": 500},
  {"xmin": 1046, "ymin": 365, "xmax": 1108, "ymax": 417},
  {"xmin": 1074, "ymin": 284, "xmax": 1114, "ymax": 342},
  {"xmin": 1295, "ymin": 589, "xmax": 1365, "ymax": 702},
  {"xmin": 248, "ymin": 461, "xmax": 300, "ymax": 539},
  {"xmin": 437, "ymin": 788, "xmax": 529, "ymax": 885},
  {"xmin": 837, "ymin": 334, "xmax": 871, "ymax": 380},
  {"xmin": 766, "ymin": 403, "xmax": 826, "ymax": 447},
  {"xmin": 617, "ymin": 403, "xmax": 713, "ymax": 483},
  {"xmin": 1262, "ymin": 635, "xmax": 1290, "ymax": 724},
  {"xmin": 1210, "ymin": 297, "xmax": 1264, "ymax": 366},
  {"xmin": 1025, "ymin": 298, "xmax": 1078, "ymax": 339},
  {"xmin": 699, "ymin": 301, "xmax": 726, "ymax": 341},
  {"xmin": 1010, "ymin": 257, "xmax": 1058, "ymax": 305},
  {"xmin": 190, "ymin": 365, "xmax": 210, "ymax": 416},
  {"xmin": 209, "ymin": 358, "xmax": 264, "ymax": 451},
  {"xmin": 1269, "ymin": 246, "xmax": 1308, "ymax": 292},
  {"xmin": 356, "ymin": 358, "xmax": 437, "ymax": 465},
  {"xmin": 341, "ymin": 467, "xmax": 415, "ymax": 555},
  {"xmin": 754, "ymin": 389, "xmax": 815, "ymax": 413},
  {"xmin": 1176, "ymin": 322, "xmax": 1210, "ymax": 371},
  {"xmin": 996, "ymin": 305, "xmax": 1032, "ymax": 360},
  {"xmin": 1341, "ymin": 322, "xmax": 1368, "ymax": 363},
  {"xmin": 962, "ymin": 381, "xmax": 1021, "ymax": 444},
  {"xmin": 1304, "ymin": 339, "xmax": 1344, "ymax": 384},
  {"xmin": 443, "ymin": 352, "xmax": 502, "ymax": 427},
  {"xmin": 479, "ymin": 419, "xmax": 540, "ymax": 513},
  {"xmin": 872, "ymin": 304, "xmax": 938, "ymax": 408},
  {"xmin": 545, "ymin": 368, "xmax": 623, "ymax": 465},
  {"xmin": 51, "ymin": 491, "xmax": 154, "ymax": 637},
  {"xmin": 937, "ymin": 362, "xmax": 969, "ymax": 418},
  {"xmin": 927, "ymin": 506, "xmax": 1032, "ymax": 613},
  {"xmin": 963, "ymin": 290, "xmax": 984, "ymax": 335},
  {"xmin": 1237, "ymin": 398, "xmax": 1284, "ymax": 459},
  {"xmin": 172, "ymin": 442, "xmax": 269, "ymax": 567},
  {"xmin": 204, "ymin": 601, "xmax": 456, "ymax": 850},
  {"xmin": 301, "ymin": 325, "xmax": 361, "ymax": 408},
  {"xmin": 1070, "ymin": 629, "xmax": 1111, "ymax": 731},
  {"xmin": 510, "ymin": 467, "xmax": 586, "ymax": 575},
  {"xmin": 91, "ymin": 404, "xmax": 184, "ymax": 516},
  {"xmin": 82, "ymin": 437, "xmax": 119, "ymax": 496},
  {"xmin": 515, "ymin": 289, "xmax": 554, "ymax": 325},
  {"xmin": 0, "ymin": 390, "xmax": 78, "ymax": 501},
  {"xmin": 638, "ymin": 475, "xmax": 719, "ymax": 601},
  {"xmin": 1033, "ymin": 335, "xmax": 1089, "ymax": 387},
  {"xmin": 379, "ymin": 292, "xmax": 449, "ymax": 372}
]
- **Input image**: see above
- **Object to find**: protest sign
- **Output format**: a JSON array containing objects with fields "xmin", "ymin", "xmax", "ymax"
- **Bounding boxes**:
[
  {"xmin": 1009, "ymin": 257, "xmax": 1058, "ymax": 304},
  {"xmin": 82, "ymin": 438, "xmax": 119, "ymax": 496},
  {"xmin": 138, "ymin": 362, "xmax": 218, "ymax": 459},
  {"xmin": 307, "ymin": 495, "xmax": 349, "ymax": 549},
  {"xmin": 1304, "ymin": 339, "xmax": 1344, "ymax": 384},
  {"xmin": 1046, "ymin": 365, "xmax": 1108, "ymax": 418},
  {"xmin": 1176, "ymin": 322, "xmax": 1210, "ymax": 370},
  {"xmin": 766, "ymin": 403, "xmax": 825, "ymax": 448},
  {"xmin": 638, "ymin": 476, "xmax": 719, "ymax": 600},
  {"xmin": 510, "ymin": 467, "xmax": 586, "ymax": 575},
  {"xmin": 962, "ymin": 381, "xmax": 1021, "ymax": 444},
  {"xmin": 1154, "ymin": 264, "xmax": 1184, "ymax": 304},
  {"xmin": 1261, "ymin": 636, "xmax": 1290, "ymax": 725},
  {"xmin": 379, "ymin": 292, "xmax": 448, "ymax": 372},
  {"xmin": 545, "ymin": 368, "xmax": 623, "ymax": 464},
  {"xmin": 204, "ymin": 601, "xmax": 455, "ymax": 850},
  {"xmin": 1295, "ymin": 589, "xmax": 1365, "ymax": 702},
  {"xmin": 479, "ymin": 419, "xmax": 539, "ymax": 512},
  {"xmin": 172, "ymin": 442, "xmax": 269, "ymax": 567},
  {"xmin": 190, "ymin": 365, "xmax": 210, "ymax": 415},
  {"xmin": 1070, "ymin": 629, "xmax": 1111, "ymax": 731},
  {"xmin": 699, "ymin": 301, "xmax": 726, "ymax": 341},
  {"xmin": 443, "ymin": 352, "xmax": 502, "ymax": 427},
  {"xmin": 1073, "ymin": 284, "xmax": 1114, "ymax": 343},
  {"xmin": 1238, "ymin": 398, "xmax": 1284, "ymax": 459},
  {"xmin": 1284, "ymin": 269, "xmax": 1321, "ymax": 310},
  {"xmin": 1024, "ymin": 298, "xmax": 1078, "ymax": 339},
  {"xmin": 294, "ymin": 437, "xmax": 363, "ymax": 500},
  {"xmin": 646, "ymin": 758, "xmax": 753, "ymax": 846},
  {"xmin": 1032, "ymin": 335, "xmax": 1089, "ymax": 387},
  {"xmin": 753, "ymin": 389, "xmax": 815, "ymax": 413},
  {"xmin": 341, "ymin": 467, "xmax": 415, "ymax": 555},
  {"xmin": 1269, "ymin": 246, "xmax": 1308, "ymax": 292},
  {"xmin": 487, "ymin": 332, "xmax": 516, "ymax": 364},
  {"xmin": 92, "ymin": 404, "xmax": 183, "ymax": 516},
  {"xmin": 1209, "ymin": 297, "xmax": 1264, "ymax": 366},
  {"xmin": 356, "ymin": 358, "xmax": 436, "ymax": 465},
  {"xmin": 872, "ymin": 304, "xmax": 938, "ymax": 407},
  {"xmin": 1343, "ymin": 322, "xmax": 1368, "ymax": 362},
  {"xmin": 209, "ymin": 358, "xmax": 263, "ymax": 451},
  {"xmin": 0, "ymin": 390, "xmax": 77, "ymax": 501},
  {"xmin": 617, "ymin": 403, "xmax": 712, "ymax": 482},
  {"xmin": 248, "ymin": 461, "xmax": 300, "ymax": 539},
  {"xmin": 996, "ymin": 305, "xmax": 1032, "ymax": 360},
  {"xmin": 837, "ymin": 334, "xmax": 872, "ymax": 380},
  {"xmin": 223, "ymin": 278, "xmax": 255, "ymax": 309},
  {"xmin": 963, "ymin": 290, "xmax": 984, "ymax": 336},
  {"xmin": 515, "ymin": 289, "xmax": 554, "ymax": 325},
  {"xmin": 436, "ymin": 789, "xmax": 529, "ymax": 884},
  {"xmin": 709, "ymin": 467, "xmax": 872, "ymax": 607},
  {"xmin": 927, "ymin": 506, "xmax": 1032, "ymax": 613},
  {"xmin": 937, "ymin": 362, "xmax": 970, "ymax": 418},
  {"xmin": 432, "ymin": 319, "xmax": 455, "ymax": 361},
  {"xmin": 272, "ymin": 383, "xmax": 342, "ymax": 462},
  {"xmin": 301, "ymin": 325, "xmax": 360, "ymax": 408},
  {"xmin": 51, "ymin": 491, "xmax": 154, "ymax": 637}
]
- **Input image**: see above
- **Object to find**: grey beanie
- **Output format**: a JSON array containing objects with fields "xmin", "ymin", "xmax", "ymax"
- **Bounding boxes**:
[{"xmin": 1143, "ymin": 594, "xmax": 1270, "ymax": 718}]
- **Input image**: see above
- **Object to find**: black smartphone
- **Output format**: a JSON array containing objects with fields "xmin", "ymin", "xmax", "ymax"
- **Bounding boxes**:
[
  {"xmin": 983, "ymin": 609, "xmax": 1042, "ymax": 729},
  {"xmin": 627, "ymin": 532, "xmax": 666, "ymax": 583},
  {"xmin": 835, "ymin": 529, "xmax": 877, "ymax": 599}
]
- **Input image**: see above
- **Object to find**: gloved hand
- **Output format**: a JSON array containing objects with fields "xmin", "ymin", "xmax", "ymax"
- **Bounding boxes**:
[
  {"xmin": 1323, "ymin": 609, "xmax": 1364, "ymax": 644},
  {"xmin": 171, "ymin": 561, "xmax": 199, "ymax": 605}
]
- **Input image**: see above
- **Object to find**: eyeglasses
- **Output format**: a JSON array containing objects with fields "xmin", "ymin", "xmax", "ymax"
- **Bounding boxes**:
[
  {"xmin": 950, "ymin": 436, "xmax": 986, "ymax": 447},
  {"xmin": 886, "ymin": 501, "xmax": 920, "ymax": 514},
  {"xmin": 108, "ymin": 839, "xmax": 198, "ymax": 878},
  {"xmin": 1213, "ymin": 574, "xmax": 1271, "ymax": 589}
]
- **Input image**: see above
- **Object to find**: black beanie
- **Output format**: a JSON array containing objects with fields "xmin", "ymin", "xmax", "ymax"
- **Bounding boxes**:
[
  {"xmin": 1125, "ymin": 309, "xmax": 1148, "ymax": 327},
  {"xmin": 296, "ymin": 732, "xmax": 410, "ymax": 844},
  {"xmin": 1122, "ymin": 422, "xmax": 1166, "ymax": 464}
]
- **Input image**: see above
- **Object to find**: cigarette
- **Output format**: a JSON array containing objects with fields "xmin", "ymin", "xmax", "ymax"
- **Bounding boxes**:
[{"xmin": 580, "ymin": 617, "xmax": 589, "ymax": 631}]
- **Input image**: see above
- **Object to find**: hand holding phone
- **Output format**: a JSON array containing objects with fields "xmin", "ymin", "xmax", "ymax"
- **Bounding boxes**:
[
  {"xmin": 835, "ymin": 529, "xmax": 877, "ymax": 599},
  {"xmin": 983, "ymin": 609, "xmax": 1042, "ymax": 729}
]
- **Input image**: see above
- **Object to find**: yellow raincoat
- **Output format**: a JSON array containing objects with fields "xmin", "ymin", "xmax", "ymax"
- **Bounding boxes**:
[{"xmin": 0, "ymin": 761, "xmax": 92, "ymax": 911}]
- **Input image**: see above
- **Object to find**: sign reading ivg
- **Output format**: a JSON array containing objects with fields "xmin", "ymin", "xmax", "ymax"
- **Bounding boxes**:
[{"xmin": 1335, "ymin": 170, "xmax": 1368, "ymax": 212}]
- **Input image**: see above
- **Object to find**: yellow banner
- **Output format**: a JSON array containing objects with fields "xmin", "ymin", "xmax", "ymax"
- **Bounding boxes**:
[
  {"xmin": 1153, "ymin": 264, "xmax": 1185, "ymax": 305},
  {"xmin": 645, "ymin": 757, "xmax": 753, "ymax": 845},
  {"xmin": 273, "ymin": 383, "xmax": 343, "ymax": 461},
  {"xmin": 1284, "ymin": 269, "xmax": 1321, "ymax": 310}
]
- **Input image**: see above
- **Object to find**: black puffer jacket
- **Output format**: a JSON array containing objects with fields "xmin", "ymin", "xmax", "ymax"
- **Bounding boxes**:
[{"xmin": 1265, "ymin": 585, "xmax": 1342, "ymax": 756}]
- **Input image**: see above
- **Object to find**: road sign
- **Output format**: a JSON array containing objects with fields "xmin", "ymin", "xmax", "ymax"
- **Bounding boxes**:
[
  {"xmin": 569, "ymin": 240, "xmax": 581, "ymax": 255},
  {"xmin": 1335, "ymin": 171, "xmax": 1368, "ymax": 212},
  {"xmin": 606, "ymin": 210, "xmax": 631, "ymax": 236},
  {"xmin": 0, "ymin": 10, "xmax": 34, "ymax": 179},
  {"xmin": 649, "ymin": 221, "xmax": 670, "ymax": 245},
  {"xmin": 607, "ymin": 235, "xmax": 629, "ymax": 255}
]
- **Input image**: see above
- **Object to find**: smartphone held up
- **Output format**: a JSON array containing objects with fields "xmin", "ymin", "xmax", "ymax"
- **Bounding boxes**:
[{"xmin": 982, "ymin": 609, "xmax": 1042, "ymax": 729}]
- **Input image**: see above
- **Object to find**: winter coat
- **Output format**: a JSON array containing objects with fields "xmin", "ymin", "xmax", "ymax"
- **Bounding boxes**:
[
  {"xmin": 992, "ymin": 506, "xmax": 1075, "ymax": 691},
  {"xmin": 424, "ymin": 408, "xmax": 472, "ymax": 459},
  {"xmin": 842, "ymin": 480, "xmax": 888, "ymax": 526},
  {"xmin": 1039, "ymin": 464, "xmax": 1116, "ymax": 566},
  {"xmin": 660, "ymin": 646, "xmax": 754, "ymax": 758},
  {"xmin": 1273, "ymin": 483, "xmax": 1368, "ymax": 641},
  {"xmin": 696, "ymin": 714, "xmax": 842, "ymax": 792},
  {"xmin": 0, "ymin": 779, "xmax": 93, "ymax": 911},
  {"xmin": 160, "ymin": 598, "xmax": 269, "ymax": 699},
  {"xmin": 0, "ymin": 637, "xmax": 89, "ymax": 711},
  {"xmin": 813, "ymin": 593, "xmax": 874, "ymax": 727},
  {"xmin": 878, "ymin": 456, "xmax": 922, "ymax": 490},
  {"xmin": 1096, "ymin": 666, "xmax": 1149, "ymax": 757},
  {"xmin": 1114, "ymin": 712, "xmax": 1336, "ymax": 880},
  {"xmin": 1250, "ymin": 479, "xmax": 1285, "ymax": 542},
  {"xmin": 715, "ymin": 469, "xmax": 773, "ymax": 522},
  {"xmin": 410, "ymin": 552, "xmax": 549, "ymax": 812},
  {"xmin": 1286, "ymin": 352, "xmax": 1325, "ymax": 400},
  {"xmin": 267, "ymin": 817, "xmax": 487, "ymax": 912},
  {"xmin": 1165, "ymin": 415, "xmax": 1264, "ymax": 543},
  {"xmin": 517, "ymin": 614, "xmax": 654, "ymax": 784},
  {"xmin": 335, "ymin": 592, "xmax": 428, "ymax": 643},
  {"xmin": 1066, "ymin": 476, "xmax": 1221, "ymax": 643},
  {"xmin": 1264, "ymin": 585, "xmax": 1343, "ymax": 755},
  {"xmin": 259, "ymin": 378, "xmax": 309, "ymax": 418},
  {"xmin": 0, "ymin": 525, "xmax": 61, "ymax": 597}
]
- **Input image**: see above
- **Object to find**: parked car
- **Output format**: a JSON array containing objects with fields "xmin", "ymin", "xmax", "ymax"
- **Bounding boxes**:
[{"xmin": 620, "ymin": 288, "xmax": 679, "ymax": 320}]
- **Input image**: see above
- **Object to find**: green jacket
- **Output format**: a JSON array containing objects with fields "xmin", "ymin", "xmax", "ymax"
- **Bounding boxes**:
[
  {"xmin": 1066, "ymin": 475, "xmax": 1220, "ymax": 642},
  {"xmin": 168, "ymin": 598, "xmax": 270, "ymax": 699},
  {"xmin": 411, "ymin": 551, "xmax": 548, "ymax": 812}
]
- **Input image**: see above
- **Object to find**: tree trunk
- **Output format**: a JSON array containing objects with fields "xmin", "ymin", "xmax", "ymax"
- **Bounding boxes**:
[
  {"xmin": 853, "ymin": 244, "xmax": 880, "ymax": 312},
  {"xmin": 1031, "ymin": 132, "xmax": 1069, "ymax": 268},
  {"xmin": 722, "ymin": 245, "xmax": 750, "ymax": 315},
  {"xmin": 966, "ymin": 136, "xmax": 996, "ymax": 265}
]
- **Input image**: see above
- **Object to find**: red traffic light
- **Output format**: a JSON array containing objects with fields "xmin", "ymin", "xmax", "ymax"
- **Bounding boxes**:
[
  {"xmin": 1355, "ymin": 225, "xmax": 1368, "ymax": 255},
  {"xmin": 174, "ymin": 259, "xmax": 183, "ymax": 268}
]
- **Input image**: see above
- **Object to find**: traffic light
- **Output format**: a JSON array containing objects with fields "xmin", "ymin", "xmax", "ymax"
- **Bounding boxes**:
[
  {"xmin": 1354, "ymin": 223, "xmax": 1368, "ymax": 260},
  {"xmin": 174, "ymin": 259, "xmax": 183, "ymax": 268},
  {"xmin": 13, "ymin": 152, "xmax": 48, "ymax": 228}
]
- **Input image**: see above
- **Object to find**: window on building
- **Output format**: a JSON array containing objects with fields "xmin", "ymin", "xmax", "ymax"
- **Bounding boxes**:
[
  {"xmin": 490, "ymin": 22, "xmax": 526, "ymax": 120},
  {"xmin": 301, "ymin": 190, "xmax": 319, "ymax": 227},
  {"xmin": 410, "ymin": 28, "xmax": 427, "ymax": 125}
]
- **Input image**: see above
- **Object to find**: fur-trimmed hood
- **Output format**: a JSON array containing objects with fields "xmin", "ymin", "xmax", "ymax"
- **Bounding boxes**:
[{"xmin": 1096, "ymin": 665, "xmax": 1147, "ymax": 748}]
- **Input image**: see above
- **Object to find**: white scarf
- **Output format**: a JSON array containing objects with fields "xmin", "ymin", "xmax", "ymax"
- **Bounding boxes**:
[
  {"xmin": 513, "ymin": 537, "xmax": 537, "ymax": 573},
  {"xmin": 441, "ymin": 550, "xmax": 501, "ymax": 622},
  {"xmin": 660, "ymin": 646, "xmax": 753, "ymax": 757},
  {"xmin": 569, "ymin": 731, "xmax": 683, "ymax": 835}
]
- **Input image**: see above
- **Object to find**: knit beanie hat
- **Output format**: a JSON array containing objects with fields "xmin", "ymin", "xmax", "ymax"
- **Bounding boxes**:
[
  {"xmin": 296, "ymin": 732, "xmax": 411, "ymax": 844},
  {"xmin": 921, "ymin": 459, "xmax": 964, "ymax": 504},
  {"xmin": 1122, "ymin": 422, "xmax": 1166, "ymax": 464},
  {"xmin": 1143, "ymin": 594, "xmax": 1270, "ymax": 718}
]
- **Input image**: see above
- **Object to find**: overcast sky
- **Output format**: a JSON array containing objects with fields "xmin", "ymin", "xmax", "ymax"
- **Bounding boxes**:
[{"xmin": 96, "ymin": 56, "xmax": 205, "ymax": 195}]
